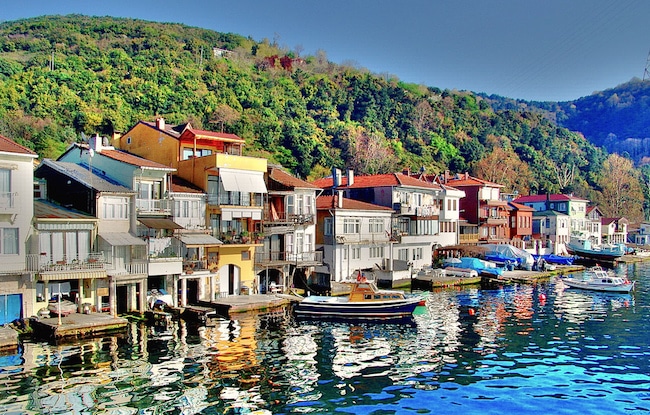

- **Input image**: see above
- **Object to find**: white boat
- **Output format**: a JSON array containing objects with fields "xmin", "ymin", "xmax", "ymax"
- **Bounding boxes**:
[{"xmin": 561, "ymin": 266, "xmax": 634, "ymax": 293}]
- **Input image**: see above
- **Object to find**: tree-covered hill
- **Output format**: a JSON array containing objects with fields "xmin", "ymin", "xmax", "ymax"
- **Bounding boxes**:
[{"xmin": 0, "ymin": 15, "xmax": 644, "ymax": 220}]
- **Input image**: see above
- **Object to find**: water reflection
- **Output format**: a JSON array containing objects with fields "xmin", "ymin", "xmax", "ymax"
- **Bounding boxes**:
[{"xmin": 1, "ymin": 264, "xmax": 649, "ymax": 414}]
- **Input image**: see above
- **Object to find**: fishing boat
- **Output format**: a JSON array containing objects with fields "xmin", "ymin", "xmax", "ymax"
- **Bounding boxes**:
[
  {"xmin": 566, "ymin": 237, "xmax": 626, "ymax": 261},
  {"xmin": 561, "ymin": 266, "xmax": 634, "ymax": 293},
  {"xmin": 294, "ymin": 278, "xmax": 422, "ymax": 320}
]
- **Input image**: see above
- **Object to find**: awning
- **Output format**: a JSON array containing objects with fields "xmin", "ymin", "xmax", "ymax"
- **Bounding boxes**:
[
  {"xmin": 100, "ymin": 233, "xmax": 147, "ymax": 246},
  {"xmin": 138, "ymin": 218, "xmax": 183, "ymax": 229},
  {"xmin": 176, "ymin": 234, "xmax": 223, "ymax": 247},
  {"xmin": 221, "ymin": 207, "xmax": 262, "ymax": 221},
  {"xmin": 219, "ymin": 168, "xmax": 267, "ymax": 194},
  {"xmin": 39, "ymin": 270, "xmax": 107, "ymax": 281}
]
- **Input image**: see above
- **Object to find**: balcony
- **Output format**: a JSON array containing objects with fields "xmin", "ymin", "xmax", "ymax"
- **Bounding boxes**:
[
  {"xmin": 136, "ymin": 198, "xmax": 173, "ymax": 215},
  {"xmin": 255, "ymin": 250, "xmax": 323, "ymax": 267},
  {"xmin": 0, "ymin": 192, "xmax": 17, "ymax": 212},
  {"xmin": 27, "ymin": 252, "xmax": 106, "ymax": 273}
]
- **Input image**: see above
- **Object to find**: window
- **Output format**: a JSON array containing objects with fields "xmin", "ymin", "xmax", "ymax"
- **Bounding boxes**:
[
  {"xmin": 412, "ymin": 247, "xmax": 422, "ymax": 261},
  {"xmin": 398, "ymin": 248, "xmax": 408, "ymax": 261},
  {"xmin": 343, "ymin": 218, "xmax": 360, "ymax": 234},
  {"xmin": 102, "ymin": 197, "xmax": 129, "ymax": 219},
  {"xmin": 369, "ymin": 246, "xmax": 384, "ymax": 258},
  {"xmin": 0, "ymin": 168, "xmax": 11, "ymax": 208},
  {"xmin": 324, "ymin": 218, "xmax": 333, "ymax": 236},
  {"xmin": 351, "ymin": 247, "xmax": 360, "ymax": 259},
  {"xmin": 241, "ymin": 251, "xmax": 250, "ymax": 260},
  {"xmin": 369, "ymin": 219, "xmax": 384, "ymax": 233},
  {"xmin": 0, "ymin": 228, "xmax": 18, "ymax": 255}
]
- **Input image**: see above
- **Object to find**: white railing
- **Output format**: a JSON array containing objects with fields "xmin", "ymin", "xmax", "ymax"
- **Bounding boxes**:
[{"xmin": 26, "ymin": 252, "xmax": 105, "ymax": 272}]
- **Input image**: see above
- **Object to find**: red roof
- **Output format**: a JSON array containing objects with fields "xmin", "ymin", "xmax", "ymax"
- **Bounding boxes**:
[
  {"xmin": 269, "ymin": 167, "xmax": 320, "ymax": 189},
  {"xmin": 0, "ymin": 134, "xmax": 37, "ymax": 155},
  {"xmin": 312, "ymin": 172, "xmax": 442, "ymax": 190},
  {"xmin": 513, "ymin": 194, "xmax": 589, "ymax": 203},
  {"xmin": 100, "ymin": 149, "xmax": 174, "ymax": 170},
  {"xmin": 508, "ymin": 201, "xmax": 535, "ymax": 211},
  {"xmin": 445, "ymin": 176, "xmax": 502, "ymax": 187},
  {"xmin": 185, "ymin": 128, "xmax": 245, "ymax": 142},
  {"xmin": 316, "ymin": 195, "xmax": 393, "ymax": 211}
]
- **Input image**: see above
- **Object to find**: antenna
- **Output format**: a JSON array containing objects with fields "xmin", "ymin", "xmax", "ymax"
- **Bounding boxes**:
[{"xmin": 644, "ymin": 50, "xmax": 650, "ymax": 81}]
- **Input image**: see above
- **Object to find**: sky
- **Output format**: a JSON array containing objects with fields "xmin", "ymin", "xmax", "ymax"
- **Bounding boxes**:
[{"xmin": 3, "ymin": 0, "xmax": 650, "ymax": 102}]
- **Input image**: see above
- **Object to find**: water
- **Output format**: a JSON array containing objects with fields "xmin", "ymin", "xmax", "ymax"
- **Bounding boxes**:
[{"xmin": 1, "ymin": 262, "xmax": 649, "ymax": 414}]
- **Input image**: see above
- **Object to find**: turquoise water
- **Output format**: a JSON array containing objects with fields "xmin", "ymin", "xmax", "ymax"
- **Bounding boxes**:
[{"xmin": 1, "ymin": 262, "xmax": 649, "ymax": 414}]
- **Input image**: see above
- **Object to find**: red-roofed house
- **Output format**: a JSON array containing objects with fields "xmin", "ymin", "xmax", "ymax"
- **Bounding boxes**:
[
  {"xmin": 438, "ymin": 172, "xmax": 508, "ymax": 244},
  {"xmin": 113, "ymin": 118, "xmax": 269, "ymax": 299},
  {"xmin": 314, "ymin": 169, "xmax": 465, "ymax": 275},
  {"xmin": 315, "ymin": 194, "xmax": 395, "ymax": 283},
  {"xmin": 601, "ymin": 217, "xmax": 628, "ymax": 244},
  {"xmin": 0, "ymin": 134, "xmax": 37, "ymax": 324},
  {"xmin": 506, "ymin": 201, "xmax": 534, "ymax": 244},
  {"xmin": 256, "ymin": 166, "xmax": 322, "ymax": 292}
]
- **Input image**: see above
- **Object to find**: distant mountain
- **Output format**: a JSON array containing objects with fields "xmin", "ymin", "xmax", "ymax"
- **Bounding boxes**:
[{"xmin": 483, "ymin": 79, "xmax": 650, "ymax": 165}]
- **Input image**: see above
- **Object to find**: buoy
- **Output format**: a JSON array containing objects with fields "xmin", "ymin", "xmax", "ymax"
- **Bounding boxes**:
[
  {"xmin": 539, "ymin": 293, "xmax": 546, "ymax": 301},
  {"xmin": 468, "ymin": 308, "xmax": 475, "ymax": 316}
]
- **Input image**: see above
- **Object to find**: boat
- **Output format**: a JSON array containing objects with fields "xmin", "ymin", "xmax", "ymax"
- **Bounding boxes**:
[
  {"xmin": 294, "ymin": 279, "xmax": 422, "ymax": 320},
  {"xmin": 533, "ymin": 254, "xmax": 575, "ymax": 266},
  {"xmin": 566, "ymin": 237, "xmax": 626, "ymax": 261},
  {"xmin": 561, "ymin": 266, "xmax": 634, "ymax": 293}
]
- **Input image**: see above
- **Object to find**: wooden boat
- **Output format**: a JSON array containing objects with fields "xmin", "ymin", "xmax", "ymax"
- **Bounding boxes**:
[
  {"xmin": 561, "ymin": 266, "xmax": 634, "ymax": 293},
  {"xmin": 566, "ymin": 237, "xmax": 626, "ymax": 261},
  {"xmin": 294, "ymin": 279, "xmax": 422, "ymax": 320}
]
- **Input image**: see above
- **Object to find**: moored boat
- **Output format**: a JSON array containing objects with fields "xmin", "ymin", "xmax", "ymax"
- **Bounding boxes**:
[
  {"xmin": 566, "ymin": 237, "xmax": 626, "ymax": 261},
  {"xmin": 294, "ymin": 279, "xmax": 422, "ymax": 320},
  {"xmin": 561, "ymin": 266, "xmax": 634, "ymax": 293}
]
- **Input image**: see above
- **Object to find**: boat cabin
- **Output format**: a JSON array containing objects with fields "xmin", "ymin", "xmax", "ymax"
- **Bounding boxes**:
[{"xmin": 346, "ymin": 281, "xmax": 407, "ymax": 302}]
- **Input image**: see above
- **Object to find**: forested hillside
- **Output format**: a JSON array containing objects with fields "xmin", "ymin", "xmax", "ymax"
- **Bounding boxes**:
[{"xmin": 0, "ymin": 15, "xmax": 646, "ymax": 221}]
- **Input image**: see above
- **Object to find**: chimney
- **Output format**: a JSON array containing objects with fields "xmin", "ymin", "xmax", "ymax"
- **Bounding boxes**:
[
  {"xmin": 156, "ymin": 117, "xmax": 165, "ymax": 130},
  {"xmin": 403, "ymin": 168, "xmax": 410, "ymax": 176},
  {"xmin": 444, "ymin": 170, "xmax": 450, "ymax": 183},
  {"xmin": 332, "ymin": 167, "xmax": 341, "ymax": 188},
  {"xmin": 347, "ymin": 169, "xmax": 354, "ymax": 186},
  {"xmin": 465, "ymin": 172, "xmax": 469, "ymax": 180},
  {"xmin": 337, "ymin": 190, "xmax": 344, "ymax": 208},
  {"xmin": 89, "ymin": 133, "xmax": 102, "ymax": 152}
]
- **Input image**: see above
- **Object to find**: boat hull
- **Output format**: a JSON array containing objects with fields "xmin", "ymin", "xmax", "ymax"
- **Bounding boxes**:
[
  {"xmin": 294, "ymin": 297, "xmax": 421, "ymax": 320},
  {"xmin": 562, "ymin": 278, "xmax": 634, "ymax": 293}
]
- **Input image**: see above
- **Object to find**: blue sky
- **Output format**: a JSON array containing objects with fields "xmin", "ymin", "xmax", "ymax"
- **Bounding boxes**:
[{"xmin": 3, "ymin": 0, "xmax": 650, "ymax": 101}]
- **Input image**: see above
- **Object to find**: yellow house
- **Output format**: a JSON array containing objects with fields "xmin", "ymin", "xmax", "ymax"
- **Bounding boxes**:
[{"xmin": 116, "ymin": 118, "xmax": 268, "ymax": 295}]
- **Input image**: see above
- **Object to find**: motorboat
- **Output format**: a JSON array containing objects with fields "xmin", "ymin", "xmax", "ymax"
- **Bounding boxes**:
[
  {"xmin": 294, "ymin": 278, "xmax": 422, "ymax": 320},
  {"xmin": 561, "ymin": 266, "xmax": 634, "ymax": 293},
  {"xmin": 566, "ymin": 237, "xmax": 626, "ymax": 261}
]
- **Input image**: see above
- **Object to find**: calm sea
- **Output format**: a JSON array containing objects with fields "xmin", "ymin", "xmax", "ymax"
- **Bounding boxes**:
[{"xmin": 1, "ymin": 262, "xmax": 649, "ymax": 414}]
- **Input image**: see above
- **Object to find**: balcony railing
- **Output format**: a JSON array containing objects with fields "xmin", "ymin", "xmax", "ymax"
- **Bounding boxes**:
[
  {"xmin": 255, "ymin": 250, "xmax": 323, "ymax": 266},
  {"xmin": 136, "ymin": 198, "xmax": 173, "ymax": 214},
  {"xmin": 0, "ymin": 192, "xmax": 17, "ymax": 211},
  {"xmin": 263, "ymin": 210, "xmax": 315, "ymax": 225},
  {"xmin": 27, "ymin": 252, "xmax": 106, "ymax": 272}
]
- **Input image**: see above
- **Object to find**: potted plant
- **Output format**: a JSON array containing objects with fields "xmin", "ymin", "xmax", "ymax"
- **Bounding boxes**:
[{"xmin": 240, "ymin": 230, "xmax": 250, "ymax": 243}]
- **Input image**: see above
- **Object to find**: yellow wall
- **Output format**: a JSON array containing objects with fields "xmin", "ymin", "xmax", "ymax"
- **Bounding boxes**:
[
  {"xmin": 215, "ymin": 245, "xmax": 258, "ymax": 290},
  {"xmin": 116, "ymin": 123, "xmax": 179, "ymax": 168}
]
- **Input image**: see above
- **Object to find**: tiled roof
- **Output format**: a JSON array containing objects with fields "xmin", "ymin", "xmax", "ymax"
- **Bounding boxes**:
[
  {"xmin": 312, "ymin": 173, "xmax": 442, "ymax": 190},
  {"xmin": 185, "ymin": 128, "xmax": 245, "ymax": 142},
  {"xmin": 508, "ymin": 201, "xmax": 535, "ymax": 211},
  {"xmin": 170, "ymin": 175, "xmax": 204, "ymax": 193},
  {"xmin": 0, "ymin": 134, "xmax": 37, "ymax": 156},
  {"xmin": 34, "ymin": 200, "xmax": 96, "ymax": 220},
  {"xmin": 99, "ymin": 149, "xmax": 175, "ymax": 170},
  {"xmin": 514, "ymin": 194, "xmax": 589, "ymax": 203},
  {"xmin": 445, "ymin": 176, "xmax": 503, "ymax": 187},
  {"xmin": 139, "ymin": 120, "xmax": 184, "ymax": 137},
  {"xmin": 269, "ymin": 167, "xmax": 320, "ymax": 190},
  {"xmin": 316, "ymin": 195, "xmax": 393, "ymax": 211}
]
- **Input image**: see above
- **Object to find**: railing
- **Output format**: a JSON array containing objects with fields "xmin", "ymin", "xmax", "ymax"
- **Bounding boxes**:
[
  {"xmin": 136, "ymin": 198, "xmax": 173, "ymax": 214},
  {"xmin": 0, "ymin": 192, "xmax": 17, "ymax": 210},
  {"xmin": 146, "ymin": 237, "xmax": 182, "ymax": 259},
  {"xmin": 255, "ymin": 250, "xmax": 323, "ymax": 265},
  {"xmin": 26, "ymin": 252, "xmax": 105, "ymax": 272},
  {"xmin": 263, "ymin": 210, "xmax": 315, "ymax": 225}
]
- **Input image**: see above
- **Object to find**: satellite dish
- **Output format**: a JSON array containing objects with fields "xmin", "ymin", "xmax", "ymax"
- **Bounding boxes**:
[{"xmin": 89, "ymin": 148, "xmax": 94, "ymax": 158}]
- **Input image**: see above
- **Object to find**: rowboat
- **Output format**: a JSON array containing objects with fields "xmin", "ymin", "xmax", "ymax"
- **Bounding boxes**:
[{"xmin": 294, "ymin": 279, "xmax": 422, "ymax": 320}]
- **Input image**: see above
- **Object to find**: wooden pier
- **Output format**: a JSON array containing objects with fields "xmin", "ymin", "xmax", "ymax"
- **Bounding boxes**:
[{"xmin": 29, "ymin": 313, "xmax": 128, "ymax": 340}]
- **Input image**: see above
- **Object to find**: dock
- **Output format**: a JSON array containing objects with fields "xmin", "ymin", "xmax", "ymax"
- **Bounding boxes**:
[
  {"xmin": 29, "ymin": 313, "xmax": 129, "ymax": 340},
  {"xmin": 187, "ymin": 294, "xmax": 292, "ymax": 319},
  {"xmin": 0, "ymin": 325, "xmax": 19, "ymax": 351}
]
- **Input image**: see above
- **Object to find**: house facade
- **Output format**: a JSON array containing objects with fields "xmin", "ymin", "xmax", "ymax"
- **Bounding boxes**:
[
  {"xmin": 315, "ymin": 195, "xmax": 394, "ymax": 283},
  {"xmin": 531, "ymin": 210, "xmax": 570, "ymax": 255},
  {"xmin": 506, "ymin": 201, "xmax": 534, "ymax": 248},
  {"xmin": 0, "ymin": 135, "xmax": 37, "ymax": 325},
  {"xmin": 257, "ymin": 166, "xmax": 322, "ymax": 293},
  {"xmin": 116, "ymin": 118, "xmax": 267, "ymax": 296}
]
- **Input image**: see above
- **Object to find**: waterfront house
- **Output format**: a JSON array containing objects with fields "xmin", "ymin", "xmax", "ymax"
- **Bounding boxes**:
[
  {"xmin": 513, "ymin": 193, "xmax": 600, "ymax": 245},
  {"xmin": 29, "ymin": 200, "xmax": 107, "ymax": 315},
  {"xmin": 257, "ymin": 166, "xmax": 322, "ymax": 293},
  {"xmin": 313, "ymin": 169, "xmax": 463, "ymax": 274},
  {"xmin": 0, "ymin": 135, "xmax": 37, "ymax": 325},
  {"xmin": 115, "ymin": 118, "xmax": 267, "ymax": 296},
  {"xmin": 438, "ymin": 172, "xmax": 508, "ymax": 244},
  {"xmin": 601, "ymin": 217, "xmax": 628, "ymax": 245},
  {"xmin": 315, "ymin": 194, "xmax": 394, "ymax": 284},
  {"xmin": 531, "ymin": 210, "xmax": 571, "ymax": 255},
  {"xmin": 34, "ymin": 160, "xmax": 146, "ymax": 315},
  {"xmin": 506, "ymin": 201, "xmax": 534, "ymax": 249}
]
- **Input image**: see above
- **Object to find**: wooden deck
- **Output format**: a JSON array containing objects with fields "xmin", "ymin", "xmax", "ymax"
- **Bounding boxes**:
[{"xmin": 29, "ymin": 313, "xmax": 128, "ymax": 340}]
